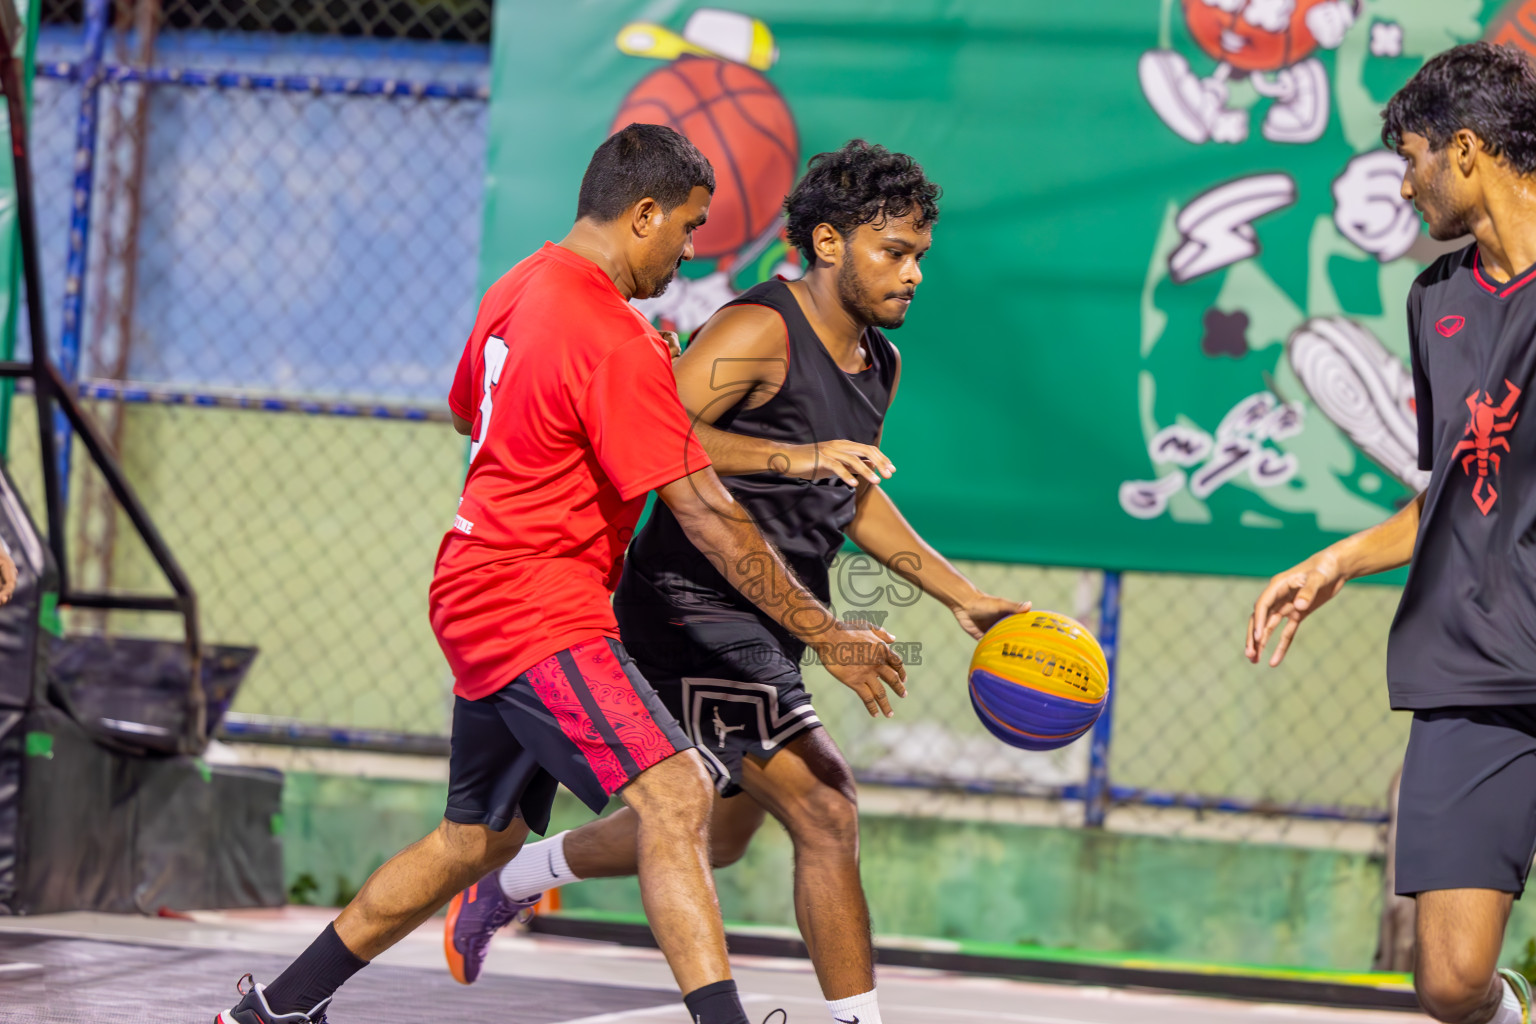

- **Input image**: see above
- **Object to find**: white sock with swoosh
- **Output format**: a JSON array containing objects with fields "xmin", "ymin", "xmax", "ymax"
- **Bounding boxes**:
[
  {"xmin": 826, "ymin": 990, "xmax": 881, "ymax": 1024},
  {"xmin": 498, "ymin": 830, "xmax": 581, "ymax": 900}
]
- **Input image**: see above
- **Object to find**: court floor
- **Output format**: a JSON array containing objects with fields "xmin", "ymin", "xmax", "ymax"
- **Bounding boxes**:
[{"xmin": 0, "ymin": 908, "xmax": 1420, "ymax": 1023}]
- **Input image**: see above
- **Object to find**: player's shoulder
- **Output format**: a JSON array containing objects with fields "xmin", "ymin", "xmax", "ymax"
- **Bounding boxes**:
[
  {"xmin": 1412, "ymin": 242, "xmax": 1476, "ymax": 294},
  {"xmin": 503, "ymin": 246, "xmax": 655, "ymax": 344},
  {"xmin": 687, "ymin": 298, "xmax": 789, "ymax": 357}
]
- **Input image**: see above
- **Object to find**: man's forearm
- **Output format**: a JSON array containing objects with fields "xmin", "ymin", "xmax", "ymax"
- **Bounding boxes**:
[
  {"xmin": 693, "ymin": 421, "xmax": 796, "ymax": 476},
  {"xmin": 846, "ymin": 486, "xmax": 979, "ymax": 610},
  {"xmin": 1332, "ymin": 490, "xmax": 1425, "ymax": 580}
]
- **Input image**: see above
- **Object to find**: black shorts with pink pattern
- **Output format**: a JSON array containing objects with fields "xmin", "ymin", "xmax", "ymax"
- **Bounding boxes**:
[{"xmin": 444, "ymin": 636, "xmax": 693, "ymax": 835}]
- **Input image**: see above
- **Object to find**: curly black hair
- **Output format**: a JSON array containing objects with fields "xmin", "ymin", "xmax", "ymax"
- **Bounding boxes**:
[
  {"xmin": 784, "ymin": 140, "xmax": 941, "ymax": 262},
  {"xmin": 1381, "ymin": 42, "xmax": 1536, "ymax": 175}
]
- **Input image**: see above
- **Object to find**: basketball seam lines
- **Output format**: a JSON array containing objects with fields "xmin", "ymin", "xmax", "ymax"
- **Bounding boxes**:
[
  {"xmin": 714, "ymin": 59, "xmax": 798, "ymax": 175},
  {"xmin": 665, "ymin": 60, "xmax": 755, "ymax": 251},
  {"xmin": 622, "ymin": 96, "xmax": 684, "ymax": 125}
]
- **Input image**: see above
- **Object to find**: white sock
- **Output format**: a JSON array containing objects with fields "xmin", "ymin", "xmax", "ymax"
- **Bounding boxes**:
[
  {"xmin": 498, "ymin": 830, "xmax": 582, "ymax": 901},
  {"xmin": 827, "ymin": 990, "xmax": 882, "ymax": 1024},
  {"xmin": 1492, "ymin": 976, "xmax": 1527, "ymax": 1024}
]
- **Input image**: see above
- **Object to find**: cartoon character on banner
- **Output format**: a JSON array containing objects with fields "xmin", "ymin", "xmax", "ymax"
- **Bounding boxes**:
[
  {"xmin": 612, "ymin": 9, "xmax": 802, "ymax": 334},
  {"xmin": 1487, "ymin": 0, "xmax": 1536, "ymax": 57},
  {"xmin": 1139, "ymin": 0, "xmax": 1360, "ymax": 145},
  {"xmin": 1119, "ymin": 148, "xmax": 1431, "ymax": 519}
]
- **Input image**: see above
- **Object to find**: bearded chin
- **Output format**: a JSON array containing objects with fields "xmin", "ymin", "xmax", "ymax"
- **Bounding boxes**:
[
  {"xmin": 1428, "ymin": 208, "xmax": 1471, "ymax": 242},
  {"xmin": 645, "ymin": 266, "xmax": 676, "ymax": 299},
  {"xmin": 837, "ymin": 261, "xmax": 906, "ymax": 330}
]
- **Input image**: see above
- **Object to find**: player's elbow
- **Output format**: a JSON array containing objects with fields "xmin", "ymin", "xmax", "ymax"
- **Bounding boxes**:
[
  {"xmin": 658, "ymin": 471, "xmax": 718, "ymax": 524},
  {"xmin": 451, "ymin": 412, "xmax": 473, "ymax": 436},
  {"xmin": 659, "ymin": 471, "xmax": 743, "ymax": 541}
]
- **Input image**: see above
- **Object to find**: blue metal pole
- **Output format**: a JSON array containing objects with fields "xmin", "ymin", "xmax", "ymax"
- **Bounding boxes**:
[
  {"xmin": 1083, "ymin": 569, "xmax": 1123, "ymax": 827},
  {"xmin": 54, "ymin": 0, "xmax": 109, "ymax": 502}
]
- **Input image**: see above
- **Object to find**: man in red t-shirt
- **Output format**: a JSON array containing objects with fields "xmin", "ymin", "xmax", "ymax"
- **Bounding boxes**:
[{"xmin": 217, "ymin": 124, "xmax": 903, "ymax": 1024}]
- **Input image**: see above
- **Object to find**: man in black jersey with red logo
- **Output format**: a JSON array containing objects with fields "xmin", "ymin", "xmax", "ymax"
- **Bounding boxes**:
[
  {"xmin": 447, "ymin": 141, "xmax": 1027, "ymax": 1024},
  {"xmin": 1248, "ymin": 43, "xmax": 1536, "ymax": 1024}
]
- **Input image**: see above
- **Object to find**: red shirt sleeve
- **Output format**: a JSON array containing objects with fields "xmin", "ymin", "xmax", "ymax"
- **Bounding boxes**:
[
  {"xmin": 579, "ymin": 334, "xmax": 712, "ymax": 501},
  {"xmin": 448, "ymin": 338, "xmax": 475, "ymax": 422}
]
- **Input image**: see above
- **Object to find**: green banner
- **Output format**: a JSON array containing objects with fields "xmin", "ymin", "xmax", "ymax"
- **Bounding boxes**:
[{"xmin": 483, "ymin": 0, "xmax": 1521, "ymax": 577}]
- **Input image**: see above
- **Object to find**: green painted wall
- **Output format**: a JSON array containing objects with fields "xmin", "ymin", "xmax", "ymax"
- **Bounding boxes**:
[{"xmin": 274, "ymin": 771, "xmax": 1432, "ymax": 972}]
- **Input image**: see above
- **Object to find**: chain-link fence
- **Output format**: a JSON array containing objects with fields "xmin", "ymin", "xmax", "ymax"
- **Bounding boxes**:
[{"xmin": 2, "ymin": 0, "xmax": 1410, "ymax": 862}]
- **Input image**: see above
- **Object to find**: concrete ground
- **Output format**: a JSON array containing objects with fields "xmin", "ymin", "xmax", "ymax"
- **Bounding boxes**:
[{"xmin": 0, "ymin": 907, "xmax": 1424, "ymax": 1024}]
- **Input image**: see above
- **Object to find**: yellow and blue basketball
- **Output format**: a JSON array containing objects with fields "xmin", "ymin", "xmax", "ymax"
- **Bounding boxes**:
[{"xmin": 968, "ymin": 611, "xmax": 1108, "ymax": 751}]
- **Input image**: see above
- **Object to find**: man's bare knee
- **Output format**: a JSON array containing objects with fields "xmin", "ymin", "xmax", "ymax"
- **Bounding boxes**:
[
  {"xmin": 1414, "ymin": 889, "xmax": 1511, "ymax": 1023},
  {"xmin": 784, "ymin": 783, "xmax": 859, "ymax": 852},
  {"xmin": 623, "ymin": 751, "xmax": 715, "ymax": 826},
  {"xmin": 435, "ymin": 818, "xmax": 527, "ymax": 870},
  {"xmin": 1415, "ymin": 960, "xmax": 1499, "ymax": 1024}
]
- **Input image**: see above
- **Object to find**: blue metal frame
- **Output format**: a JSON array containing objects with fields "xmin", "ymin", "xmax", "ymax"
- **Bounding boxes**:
[
  {"xmin": 53, "ymin": 0, "xmax": 109, "ymax": 502},
  {"xmin": 39, "ymin": 42, "xmax": 487, "ymax": 517},
  {"xmin": 1083, "ymin": 569, "xmax": 1121, "ymax": 826},
  {"xmin": 37, "ymin": 59, "xmax": 489, "ymax": 100},
  {"xmin": 65, "ymin": 378, "xmax": 449, "ymax": 422}
]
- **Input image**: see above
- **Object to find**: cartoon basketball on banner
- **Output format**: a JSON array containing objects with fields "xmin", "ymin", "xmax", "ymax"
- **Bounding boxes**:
[
  {"xmin": 613, "ymin": 9, "xmax": 802, "ymax": 332},
  {"xmin": 1139, "ymin": 0, "xmax": 1359, "ymax": 145},
  {"xmin": 611, "ymin": 57, "xmax": 796, "ymax": 259}
]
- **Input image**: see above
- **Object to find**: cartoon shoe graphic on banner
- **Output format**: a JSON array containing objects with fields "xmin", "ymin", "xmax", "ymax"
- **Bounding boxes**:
[
  {"xmin": 1139, "ymin": 0, "xmax": 1358, "ymax": 145},
  {"xmin": 1287, "ymin": 317, "xmax": 1430, "ymax": 492},
  {"xmin": 614, "ymin": 9, "xmax": 802, "ymax": 334}
]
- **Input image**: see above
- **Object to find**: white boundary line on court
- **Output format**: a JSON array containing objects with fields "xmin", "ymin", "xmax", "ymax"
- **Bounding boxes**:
[
  {"xmin": 552, "ymin": 995, "xmax": 789, "ymax": 1024},
  {"xmin": 550, "ymin": 1006, "xmax": 692, "ymax": 1024},
  {"xmin": 710, "ymin": 993, "xmax": 1148, "ymax": 1024}
]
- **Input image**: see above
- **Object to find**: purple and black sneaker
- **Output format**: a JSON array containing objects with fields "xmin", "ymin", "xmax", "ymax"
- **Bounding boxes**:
[{"xmin": 444, "ymin": 871, "xmax": 541, "ymax": 984}]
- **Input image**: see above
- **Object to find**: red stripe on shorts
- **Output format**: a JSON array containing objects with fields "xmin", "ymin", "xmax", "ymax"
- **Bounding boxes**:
[
  {"xmin": 522, "ymin": 639, "xmax": 677, "ymax": 795},
  {"xmin": 564, "ymin": 639, "xmax": 678, "ymax": 775}
]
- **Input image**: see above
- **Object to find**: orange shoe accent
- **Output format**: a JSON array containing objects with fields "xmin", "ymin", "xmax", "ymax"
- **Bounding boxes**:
[{"xmin": 444, "ymin": 890, "xmax": 470, "ymax": 985}]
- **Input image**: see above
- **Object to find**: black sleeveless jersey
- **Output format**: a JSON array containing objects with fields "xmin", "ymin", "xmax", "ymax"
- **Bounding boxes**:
[{"xmin": 618, "ymin": 278, "xmax": 898, "ymax": 629}]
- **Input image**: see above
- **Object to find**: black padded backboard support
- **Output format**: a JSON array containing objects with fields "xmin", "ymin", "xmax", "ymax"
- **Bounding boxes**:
[{"xmin": 0, "ymin": 0, "xmax": 206, "ymax": 755}]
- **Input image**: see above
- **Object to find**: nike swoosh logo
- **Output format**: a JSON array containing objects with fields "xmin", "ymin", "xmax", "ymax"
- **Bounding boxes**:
[
  {"xmin": 548, "ymin": 849, "xmax": 559, "ymax": 879},
  {"xmin": 835, "ymin": 1017, "xmax": 859, "ymax": 1023}
]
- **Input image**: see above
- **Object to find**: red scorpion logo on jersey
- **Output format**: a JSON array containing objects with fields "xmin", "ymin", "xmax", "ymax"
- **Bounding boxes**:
[{"xmin": 1452, "ymin": 379, "xmax": 1521, "ymax": 515}]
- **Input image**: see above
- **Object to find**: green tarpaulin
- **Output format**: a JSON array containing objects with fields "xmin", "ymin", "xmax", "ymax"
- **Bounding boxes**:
[{"xmin": 483, "ymin": 0, "xmax": 1521, "ymax": 577}]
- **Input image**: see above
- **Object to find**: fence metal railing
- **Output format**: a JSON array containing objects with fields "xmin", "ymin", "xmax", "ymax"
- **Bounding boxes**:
[{"xmin": 1, "ymin": 0, "xmax": 1408, "ymax": 850}]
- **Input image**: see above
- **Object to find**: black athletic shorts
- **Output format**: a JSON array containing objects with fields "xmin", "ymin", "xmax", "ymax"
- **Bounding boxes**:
[
  {"xmin": 444, "ymin": 637, "xmax": 692, "ymax": 835},
  {"xmin": 615, "ymin": 598, "xmax": 822, "ymax": 797},
  {"xmin": 1396, "ymin": 706, "xmax": 1536, "ymax": 897}
]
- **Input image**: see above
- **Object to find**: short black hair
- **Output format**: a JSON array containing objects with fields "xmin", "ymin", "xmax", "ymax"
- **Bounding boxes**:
[
  {"xmin": 1381, "ymin": 42, "xmax": 1536, "ymax": 175},
  {"xmin": 576, "ymin": 123, "xmax": 716, "ymax": 223},
  {"xmin": 784, "ymin": 140, "xmax": 941, "ymax": 262}
]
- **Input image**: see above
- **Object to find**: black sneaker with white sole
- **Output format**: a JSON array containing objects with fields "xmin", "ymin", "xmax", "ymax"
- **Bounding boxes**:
[{"xmin": 216, "ymin": 974, "xmax": 330, "ymax": 1024}]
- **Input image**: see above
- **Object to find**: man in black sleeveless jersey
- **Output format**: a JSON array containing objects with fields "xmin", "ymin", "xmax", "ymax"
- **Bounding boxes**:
[
  {"xmin": 447, "ymin": 141, "xmax": 1027, "ymax": 1024},
  {"xmin": 1248, "ymin": 43, "xmax": 1536, "ymax": 1024}
]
